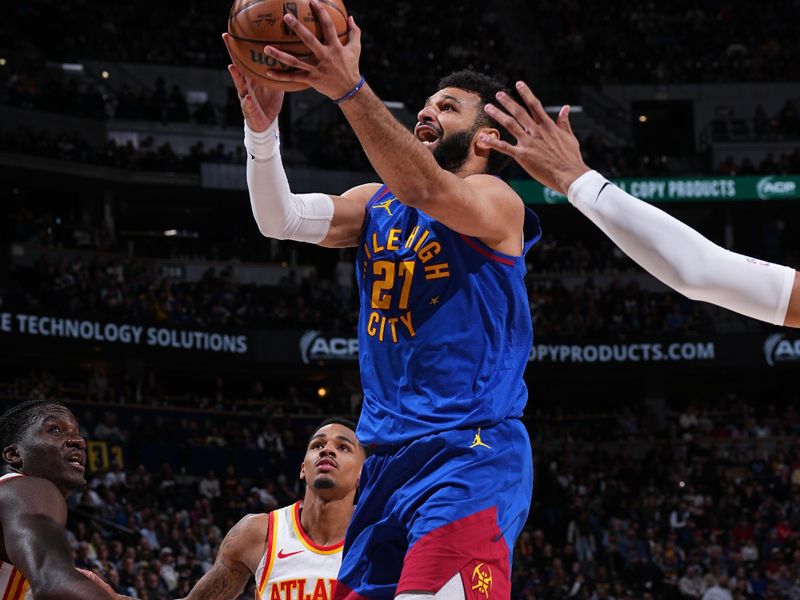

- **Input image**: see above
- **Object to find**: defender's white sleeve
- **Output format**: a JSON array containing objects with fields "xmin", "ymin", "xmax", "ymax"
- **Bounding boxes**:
[
  {"xmin": 568, "ymin": 170, "xmax": 795, "ymax": 325},
  {"xmin": 244, "ymin": 121, "xmax": 334, "ymax": 243}
]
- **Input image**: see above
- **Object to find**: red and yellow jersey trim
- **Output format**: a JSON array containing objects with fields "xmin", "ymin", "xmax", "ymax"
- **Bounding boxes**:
[
  {"xmin": 0, "ymin": 563, "xmax": 30, "ymax": 600},
  {"xmin": 290, "ymin": 502, "xmax": 344, "ymax": 555},
  {"xmin": 255, "ymin": 511, "xmax": 277, "ymax": 599}
]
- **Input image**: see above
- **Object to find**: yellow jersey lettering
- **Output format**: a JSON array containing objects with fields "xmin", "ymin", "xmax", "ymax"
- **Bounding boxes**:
[
  {"xmin": 371, "ymin": 233, "xmax": 385, "ymax": 254},
  {"xmin": 363, "ymin": 242, "xmax": 371, "ymax": 260},
  {"xmin": 399, "ymin": 311, "xmax": 415, "ymax": 337},
  {"xmin": 371, "ymin": 261, "xmax": 393, "ymax": 309},
  {"xmin": 424, "ymin": 263, "xmax": 450, "ymax": 280},
  {"xmin": 386, "ymin": 228, "xmax": 402, "ymax": 251},
  {"xmin": 397, "ymin": 260, "xmax": 415, "ymax": 309},
  {"xmin": 404, "ymin": 225, "xmax": 420, "ymax": 249},
  {"xmin": 387, "ymin": 317, "xmax": 399, "ymax": 343},
  {"xmin": 367, "ymin": 312, "xmax": 379, "ymax": 336},
  {"xmin": 378, "ymin": 315, "xmax": 387, "ymax": 342},
  {"xmin": 412, "ymin": 229, "xmax": 430, "ymax": 253},
  {"xmin": 418, "ymin": 241, "xmax": 441, "ymax": 263}
]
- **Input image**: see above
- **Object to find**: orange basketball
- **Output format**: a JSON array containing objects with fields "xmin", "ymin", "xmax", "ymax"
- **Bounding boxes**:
[{"xmin": 227, "ymin": 0, "xmax": 348, "ymax": 92}]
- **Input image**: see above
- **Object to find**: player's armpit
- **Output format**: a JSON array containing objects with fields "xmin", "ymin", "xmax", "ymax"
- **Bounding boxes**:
[
  {"xmin": 411, "ymin": 174, "xmax": 525, "ymax": 256},
  {"xmin": 783, "ymin": 271, "xmax": 800, "ymax": 327},
  {"xmin": 319, "ymin": 183, "xmax": 382, "ymax": 248}
]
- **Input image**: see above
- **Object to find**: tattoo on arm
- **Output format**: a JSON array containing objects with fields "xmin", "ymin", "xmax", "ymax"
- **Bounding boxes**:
[
  {"xmin": 184, "ymin": 519, "xmax": 253, "ymax": 600},
  {"xmin": 185, "ymin": 561, "xmax": 251, "ymax": 600}
]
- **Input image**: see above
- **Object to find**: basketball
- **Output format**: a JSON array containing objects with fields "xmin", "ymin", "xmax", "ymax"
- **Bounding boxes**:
[{"xmin": 227, "ymin": 0, "xmax": 348, "ymax": 92}]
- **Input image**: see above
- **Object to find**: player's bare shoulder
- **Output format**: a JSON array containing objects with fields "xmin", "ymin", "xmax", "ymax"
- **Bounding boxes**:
[
  {"xmin": 464, "ymin": 173, "xmax": 525, "ymax": 253},
  {"xmin": 218, "ymin": 512, "xmax": 272, "ymax": 573},
  {"xmin": 465, "ymin": 173, "xmax": 522, "ymax": 203},
  {"xmin": 0, "ymin": 475, "xmax": 67, "ymax": 521}
]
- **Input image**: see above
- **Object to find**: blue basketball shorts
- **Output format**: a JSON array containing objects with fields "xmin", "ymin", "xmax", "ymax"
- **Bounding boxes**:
[{"xmin": 333, "ymin": 418, "xmax": 533, "ymax": 600}]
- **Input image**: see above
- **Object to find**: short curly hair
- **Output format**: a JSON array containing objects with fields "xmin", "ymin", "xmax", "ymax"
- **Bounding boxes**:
[{"xmin": 0, "ymin": 399, "xmax": 68, "ymax": 451}]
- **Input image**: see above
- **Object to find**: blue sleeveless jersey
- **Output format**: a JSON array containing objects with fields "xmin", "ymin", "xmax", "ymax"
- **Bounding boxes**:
[{"xmin": 355, "ymin": 184, "xmax": 541, "ymax": 446}]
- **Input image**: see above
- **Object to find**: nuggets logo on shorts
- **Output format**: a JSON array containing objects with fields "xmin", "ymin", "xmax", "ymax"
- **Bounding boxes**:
[{"xmin": 470, "ymin": 562, "xmax": 492, "ymax": 597}]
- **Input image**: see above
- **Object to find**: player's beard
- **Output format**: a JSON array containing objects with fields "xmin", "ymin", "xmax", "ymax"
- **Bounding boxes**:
[
  {"xmin": 312, "ymin": 477, "xmax": 335, "ymax": 490},
  {"xmin": 432, "ymin": 126, "xmax": 477, "ymax": 173}
]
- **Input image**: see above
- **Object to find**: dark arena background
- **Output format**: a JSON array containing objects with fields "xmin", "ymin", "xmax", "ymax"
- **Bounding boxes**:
[{"xmin": 2, "ymin": 1, "xmax": 800, "ymax": 599}]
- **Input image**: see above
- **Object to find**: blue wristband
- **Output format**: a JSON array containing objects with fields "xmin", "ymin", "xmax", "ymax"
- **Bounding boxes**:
[{"xmin": 333, "ymin": 76, "xmax": 366, "ymax": 105}]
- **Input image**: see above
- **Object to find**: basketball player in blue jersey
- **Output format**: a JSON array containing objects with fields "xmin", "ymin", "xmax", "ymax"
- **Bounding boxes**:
[
  {"xmin": 479, "ymin": 82, "xmax": 800, "ymax": 328},
  {"xmin": 0, "ymin": 400, "xmax": 115, "ymax": 600},
  {"xmin": 222, "ymin": 4, "xmax": 540, "ymax": 599}
]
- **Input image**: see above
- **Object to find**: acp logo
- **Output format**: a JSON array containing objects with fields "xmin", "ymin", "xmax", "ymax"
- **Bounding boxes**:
[
  {"xmin": 300, "ymin": 330, "xmax": 359, "ymax": 364},
  {"xmin": 757, "ymin": 176, "xmax": 797, "ymax": 200},
  {"xmin": 763, "ymin": 333, "xmax": 800, "ymax": 367}
]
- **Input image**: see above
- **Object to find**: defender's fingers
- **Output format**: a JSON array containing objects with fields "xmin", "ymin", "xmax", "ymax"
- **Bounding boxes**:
[
  {"xmin": 478, "ymin": 133, "xmax": 517, "ymax": 157},
  {"xmin": 494, "ymin": 91, "xmax": 539, "ymax": 136},
  {"xmin": 514, "ymin": 81, "xmax": 551, "ymax": 127},
  {"xmin": 484, "ymin": 102, "xmax": 528, "ymax": 141},
  {"xmin": 557, "ymin": 105, "xmax": 574, "ymax": 135}
]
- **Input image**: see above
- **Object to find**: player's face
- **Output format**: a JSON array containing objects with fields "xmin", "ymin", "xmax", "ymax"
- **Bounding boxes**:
[
  {"xmin": 300, "ymin": 424, "xmax": 363, "ymax": 499},
  {"xmin": 8, "ymin": 406, "xmax": 87, "ymax": 495},
  {"xmin": 415, "ymin": 87, "xmax": 484, "ymax": 172}
]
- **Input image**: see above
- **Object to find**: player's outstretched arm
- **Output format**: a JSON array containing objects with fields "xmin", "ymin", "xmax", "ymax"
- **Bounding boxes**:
[
  {"xmin": 481, "ymin": 81, "xmax": 800, "ymax": 327},
  {"xmin": 261, "ymin": 3, "xmax": 524, "ymax": 252},
  {"xmin": 178, "ymin": 513, "xmax": 268, "ymax": 600},
  {"xmin": 0, "ymin": 477, "xmax": 115, "ymax": 600},
  {"xmin": 222, "ymin": 34, "xmax": 376, "ymax": 248}
]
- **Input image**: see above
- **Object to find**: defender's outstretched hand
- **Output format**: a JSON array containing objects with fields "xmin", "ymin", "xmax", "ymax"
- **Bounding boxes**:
[
  {"xmin": 222, "ymin": 32, "xmax": 284, "ymax": 132},
  {"xmin": 260, "ymin": 0, "xmax": 362, "ymax": 101},
  {"xmin": 481, "ymin": 81, "xmax": 590, "ymax": 194}
]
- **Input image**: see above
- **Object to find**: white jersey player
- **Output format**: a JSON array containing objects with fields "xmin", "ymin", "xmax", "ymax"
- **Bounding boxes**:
[
  {"xmin": 254, "ymin": 501, "xmax": 340, "ymax": 600},
  {"xmin": 172, "ymin": 419, "xmax": 364, "ymax": 600}
]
